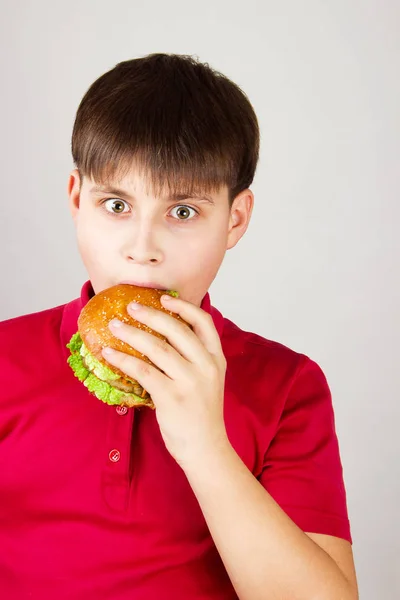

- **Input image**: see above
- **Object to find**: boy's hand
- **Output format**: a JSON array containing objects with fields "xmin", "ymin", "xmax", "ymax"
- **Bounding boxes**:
[{"xmin": 101, "ymin": 295, "xmax": 229, "ymax": 468}]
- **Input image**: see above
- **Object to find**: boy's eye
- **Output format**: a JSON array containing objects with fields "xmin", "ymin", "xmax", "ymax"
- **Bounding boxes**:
[
  {"xmin": 103, "ymin": 199, "xmax": 129, "ymax": 214},
  {"xmin": 169, "ymin": 205, "xmax": 198, "ymax": 220}
]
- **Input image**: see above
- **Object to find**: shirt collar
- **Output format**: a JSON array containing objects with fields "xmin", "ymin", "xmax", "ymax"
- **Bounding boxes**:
[{"xmin": 60, "ymin": 281, "xmax": 224, "ymax": 357}]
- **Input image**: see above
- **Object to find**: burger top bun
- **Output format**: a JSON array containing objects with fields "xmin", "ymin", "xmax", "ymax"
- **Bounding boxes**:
[{"xmin": 78, "ymin": 284, "xmax": 191, "ymax": 381}]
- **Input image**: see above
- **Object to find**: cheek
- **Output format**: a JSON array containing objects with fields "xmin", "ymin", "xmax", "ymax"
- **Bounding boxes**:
[
  {"xmin": 76, "ymin": 219, "xmax": 113, "ymax": 265},
  {"xmin": 179, "ymin": 228, "xmax": 227, "ymax": 275},
  {"xmin": 196, "ymin": 222, "xmax": 228, "ymax": 258},
  {"xmin": 173, "ymin": 230, "xmax": 225, "ymax": 262}
]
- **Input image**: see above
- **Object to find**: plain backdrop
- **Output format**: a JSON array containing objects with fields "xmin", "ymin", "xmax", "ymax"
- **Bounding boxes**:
[{"xmin": 0, "ymin": 1, "xmax": 399, "ymax": 598}]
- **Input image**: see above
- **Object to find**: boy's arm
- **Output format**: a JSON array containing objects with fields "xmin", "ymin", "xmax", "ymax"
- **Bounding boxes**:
[
  {"xmin": 184, "ymin": 442, "xmax": 358, "ymax": 600},
  {"xmin": 104, "ymin": 296, "xmax": 358, "ymax": 599}
]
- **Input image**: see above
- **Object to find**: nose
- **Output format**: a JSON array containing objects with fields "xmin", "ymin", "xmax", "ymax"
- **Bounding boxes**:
[{"xmin": 124, "ymin": 223, "xmax": 164, "ymax": 265}]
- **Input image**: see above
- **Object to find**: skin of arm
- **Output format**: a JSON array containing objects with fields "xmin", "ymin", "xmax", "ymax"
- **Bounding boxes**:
[{"xmin": 183, "ymin": 440, "xmax": 359, "ymax": 600}]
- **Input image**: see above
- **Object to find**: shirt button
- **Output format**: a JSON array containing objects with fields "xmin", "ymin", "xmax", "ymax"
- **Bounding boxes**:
[
  {"xmin": 109, "ymin": 449, "xmax": 121, "ymax": 463},
  {"xmin": 116, "ymin": 405, "xmax": 128, "ymax": 415}
]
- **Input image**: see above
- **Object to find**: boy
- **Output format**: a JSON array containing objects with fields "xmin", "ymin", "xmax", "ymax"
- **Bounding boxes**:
[{"xmin": 0, "ymin": 53, "xmax": 358, "ymax": 599}]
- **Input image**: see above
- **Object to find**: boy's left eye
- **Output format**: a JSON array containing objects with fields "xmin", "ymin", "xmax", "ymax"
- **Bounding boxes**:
[{"xmin": 169, "ymin": 205, "xmax": 198, "ymax": 220}]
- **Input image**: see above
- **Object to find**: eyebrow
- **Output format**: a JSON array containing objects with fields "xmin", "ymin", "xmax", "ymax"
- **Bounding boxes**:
[{"xmin": 89, "ymin": 185, "xmax": 215, "ymax": 206}]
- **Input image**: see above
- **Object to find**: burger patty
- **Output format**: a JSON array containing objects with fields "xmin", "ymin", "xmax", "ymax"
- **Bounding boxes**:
[
  {"xmin": 82, "ymin": 356, "xmax": 149, "ymax": 399},
  {"xmin": 109, "ymin": 376, "xmax": 148, "ymax": 398}
]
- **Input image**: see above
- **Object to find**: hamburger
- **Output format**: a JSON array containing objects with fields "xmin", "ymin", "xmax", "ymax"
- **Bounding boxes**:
[{"xmin": 66, "ymin": 284, "xmax": 191, "ymax": 409}]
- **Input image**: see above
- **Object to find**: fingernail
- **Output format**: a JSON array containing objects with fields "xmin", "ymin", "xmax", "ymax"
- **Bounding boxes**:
[
  {"xmin": 103, "ymin": 347, "xmax": 115, "ymax": 355},
  {"xmin": 161, "ymin": 295, "xmax": 172, "ymax": 301},
  {"xmin": 110, "ymin": 318, "xmax": 123, "ymax": 328},
  {"xmin": 129, "ymin": 302, "xmax": 142, "ymax": 311}
]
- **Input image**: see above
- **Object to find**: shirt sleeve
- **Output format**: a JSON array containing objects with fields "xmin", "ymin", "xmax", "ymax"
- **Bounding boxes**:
[{"xmin": 259, "ymin": 356, "xmax": 352, "ymax": 543}]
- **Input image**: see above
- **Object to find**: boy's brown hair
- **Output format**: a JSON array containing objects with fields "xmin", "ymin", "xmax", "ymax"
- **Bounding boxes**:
[{"xmin": 71, "ymin": 53, "xmax": 260, "ymax": 206}]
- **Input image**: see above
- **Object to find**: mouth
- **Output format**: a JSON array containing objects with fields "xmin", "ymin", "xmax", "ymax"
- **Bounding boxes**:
[{"xmin": 119, "ymin": 280, "xmax": 169, "ymax": 291}]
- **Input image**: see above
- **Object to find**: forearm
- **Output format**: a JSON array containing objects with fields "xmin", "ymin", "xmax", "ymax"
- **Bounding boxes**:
[{"xmin": 183, "ymin": 440, "xmax": 355, "ymax": 600}]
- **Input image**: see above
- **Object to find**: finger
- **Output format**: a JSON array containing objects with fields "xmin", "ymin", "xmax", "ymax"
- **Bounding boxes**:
[
  {"xmin": 126, "ymin": 300, "xmax": 216, "ymax": 370},
  {"xmin": 109, "ymin": 319, "xmax": 189, "ymax": 381},
  {"xmin": 159, "ymin": 295, "xmax": 225, "ymax": 366},
  {"xmin": 101, "ymin": 347, "xmax": 168, "ymax": 406}
]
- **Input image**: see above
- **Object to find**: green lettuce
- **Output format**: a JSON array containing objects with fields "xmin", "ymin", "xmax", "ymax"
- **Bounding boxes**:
[
  {"xmin": 80, "ymin": 341, "xmax": 120, "ymax": 381},
  {"xmin": 67, "ymin": 333, "xmax": 148, "ymax": 407}
]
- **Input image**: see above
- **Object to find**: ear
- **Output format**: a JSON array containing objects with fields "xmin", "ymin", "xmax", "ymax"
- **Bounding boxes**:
[
  {"xmin": 68, "ymin": 169, "xmax": 82, "ymax": 222},
  {"xmin": 226, "ymin": 189, "xmax": 254, "ymax": 250}
]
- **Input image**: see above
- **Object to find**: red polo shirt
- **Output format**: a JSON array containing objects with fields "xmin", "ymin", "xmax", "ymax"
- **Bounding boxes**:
[{"xmin": 0, "ymin": 281, "xmax": 351, "ymax": 599}]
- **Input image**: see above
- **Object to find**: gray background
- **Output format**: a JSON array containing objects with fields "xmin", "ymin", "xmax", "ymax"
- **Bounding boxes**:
[{"xmin": 1, "ymin": 1, "xmax": 398, "ymax": 598}]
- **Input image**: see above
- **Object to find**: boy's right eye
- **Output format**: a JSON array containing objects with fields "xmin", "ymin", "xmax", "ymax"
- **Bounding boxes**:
[{"xmin": 102, "ymin": 198, "xmax": 130, "ymax": 214}]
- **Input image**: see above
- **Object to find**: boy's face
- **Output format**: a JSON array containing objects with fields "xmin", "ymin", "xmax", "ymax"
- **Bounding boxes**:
[{"xmin": 68, "ymin": 169, "xmax": 253, "ymax": 306}]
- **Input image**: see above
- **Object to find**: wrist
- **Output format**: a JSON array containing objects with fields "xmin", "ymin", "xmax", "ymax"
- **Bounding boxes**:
[{"xmin": 179, "ymin": 433, "xmax": 234, "ymax": 475}]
